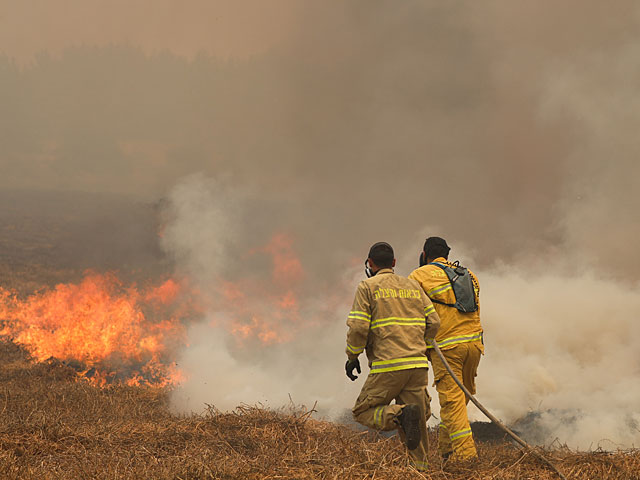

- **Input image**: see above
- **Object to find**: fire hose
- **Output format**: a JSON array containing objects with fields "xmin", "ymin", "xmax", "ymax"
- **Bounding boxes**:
[{"xmin": 428, "ymin": 339, "xmax": 567, "ymax": 480}]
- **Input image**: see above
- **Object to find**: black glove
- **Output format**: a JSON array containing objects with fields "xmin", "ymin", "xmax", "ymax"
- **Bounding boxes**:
[{"xmin": 345, "ymin": 358, "xmax": 361, "ymax": 381}]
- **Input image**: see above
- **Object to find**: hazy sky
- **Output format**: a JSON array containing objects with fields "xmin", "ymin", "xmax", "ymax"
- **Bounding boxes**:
[
  {"xmin": 6, "ymin": 1, "xmax": 639, "ymax": 274},
  {"xmin": 0, "ymin": 0, "xmax": 301, "ymax": 61}
]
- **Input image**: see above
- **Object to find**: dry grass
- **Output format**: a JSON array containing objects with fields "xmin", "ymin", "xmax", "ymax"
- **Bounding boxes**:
[
  {"xmin": 1, "ymin": 196, "xmax": 639, "ymax": 479},
  {"xmin": 0, "ymin": 340, "xmax": 637, "ymax": 479}
]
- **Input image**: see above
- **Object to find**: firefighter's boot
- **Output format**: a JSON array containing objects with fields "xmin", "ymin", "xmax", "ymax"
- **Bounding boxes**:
[{"xmin": 397, "ymin": 404, "xmax": 421, "ymax": 450}]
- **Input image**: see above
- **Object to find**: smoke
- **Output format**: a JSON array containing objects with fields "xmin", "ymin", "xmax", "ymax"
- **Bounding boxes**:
[
  {"xmin": 0, "ymin": 0, "xmax": 300, "ymax": 62},
  {"xmin": 477, "ymin": 268, "xmax": 640, "ymax": 449},
  {"xmin": 161, "ymin": 175, "xmax": 356, "ymax": 415},
  {"xmin": 4, "ymin": 1, "xmax": 640, "ymax": 270},
  {"xmin": 161, "ymin": 172, "xmax": 640, "ymax": 449},
  {"xmin": 3, "ymin": 0, "xmax": 640, "ymax": 448}
]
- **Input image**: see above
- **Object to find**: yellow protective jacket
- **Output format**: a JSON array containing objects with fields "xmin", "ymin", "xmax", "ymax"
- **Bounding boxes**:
[
  {"xmin": 346, "ymin": 268, "xmax": 441, "ymax": 374},
  {"xmin": 409, "ymin": 258, "xmax": 483, "ymax": 351}
]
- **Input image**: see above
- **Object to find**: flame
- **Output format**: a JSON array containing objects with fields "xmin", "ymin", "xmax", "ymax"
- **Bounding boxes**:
[
  {"xmin": 216, "ymin": 233, "xmax": 304, "ymax": 345},
  {"xmin": 0, "ymin": 232, "xmax": 309, "ymax": 386},
  {"xmin": 0, "ymin": 273, "xmax": 191, "ymax": 387}
]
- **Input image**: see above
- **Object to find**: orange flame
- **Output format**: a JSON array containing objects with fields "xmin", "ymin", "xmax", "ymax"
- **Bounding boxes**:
[
  {"xmin": 0, "ymin": 273, "xmax": 190, "ymax": 387},
  {"xmin": 215, "ymin": 233, "xmax": 304, "ymax": 345},
  {"xmin": 0, "ymin": 232, "xmax": 309, "ymax": 386}
]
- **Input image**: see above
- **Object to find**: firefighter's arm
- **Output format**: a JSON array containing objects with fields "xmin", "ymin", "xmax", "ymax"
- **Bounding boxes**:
[
  {"xmin": 408, "ymin": 269, "xmax": 431, "ymax": 299},
  {"xmin": 345, "ymin": 282, "xmax": 371, "ymax": 361},
  {"xmin": 421, "ymin": 288, "xmax": 440, "ymax": 340}
]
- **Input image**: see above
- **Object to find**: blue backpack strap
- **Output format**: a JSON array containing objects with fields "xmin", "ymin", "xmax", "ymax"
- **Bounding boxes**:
[{"xmin": 428, "ymin": 262, "xmax": 447, "ymax": 269}]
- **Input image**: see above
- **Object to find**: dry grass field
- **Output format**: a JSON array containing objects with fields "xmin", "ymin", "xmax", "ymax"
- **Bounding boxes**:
[
  {"xmin": 1, "ymin": 191, "xmax": 640, "ymax": 479},
  {"xmin": 0, "ymin": 339, "xmax": 638, "ymax": 480}
]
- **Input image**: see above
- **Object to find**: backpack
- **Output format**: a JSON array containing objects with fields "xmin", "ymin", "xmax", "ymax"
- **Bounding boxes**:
[{"xmin": 428, "ymin": 261, "xmax": 478, "ymax": 313}]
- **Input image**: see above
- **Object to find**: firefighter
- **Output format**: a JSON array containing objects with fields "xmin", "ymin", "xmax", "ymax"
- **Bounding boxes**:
[
  {"xmin": 409, "ymin": 236, "xmax": 483, "ymax": 461},
  {"xmin": 345, "ymin": 242, "xmax": 440, "ymax": 471}
]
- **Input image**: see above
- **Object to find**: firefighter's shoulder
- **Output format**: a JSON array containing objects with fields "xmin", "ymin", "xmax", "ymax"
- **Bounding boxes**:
[{"xmin": 409, "ymin": 265, "xmax": 447, "ymax": 280}]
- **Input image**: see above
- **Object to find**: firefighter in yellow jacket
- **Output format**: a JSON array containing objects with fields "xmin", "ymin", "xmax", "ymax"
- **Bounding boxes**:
[
  {"xmin": 409, "ymin": 236, "xmax": 483, "ymax": 461},
  {"xmin": 345, "ymin": 242, "xmax": 440, "ymax": 471}
]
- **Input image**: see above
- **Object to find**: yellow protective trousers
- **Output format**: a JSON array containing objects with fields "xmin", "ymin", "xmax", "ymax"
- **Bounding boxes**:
[
  {"xmin": 352, "ymin": 368, "xmax": 431, "ymax": 471},
  {"xmin": 430, "ymin": 341, "xmax": 482, "ymax": 460}
]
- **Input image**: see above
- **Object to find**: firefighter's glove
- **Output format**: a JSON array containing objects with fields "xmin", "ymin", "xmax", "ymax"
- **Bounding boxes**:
[{"xmin": 345, "ymin": 359, "xmax": 361, "ymax": 381}]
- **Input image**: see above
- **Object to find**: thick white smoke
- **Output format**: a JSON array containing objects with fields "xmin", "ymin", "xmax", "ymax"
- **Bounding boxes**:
[
  {"xmin": 162, "ymin": 175, "xmax": 640, "ymax": 449},
  {"xmin": 477, "ymin": 268, "xmax": 640, "ymax": 449},
  {"xmin": 161, "ymin": 175, "xmax": 358, "ymax": 417}
]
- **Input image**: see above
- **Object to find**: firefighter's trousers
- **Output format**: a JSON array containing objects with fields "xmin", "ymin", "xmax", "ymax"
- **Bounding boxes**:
[
  {"xmin": 352, "ymin": 367, "xmax": 431, "ymax": 471},
  {"xmin": 430, "ymin": 340, "xmax": 482, "ymax": 459}
]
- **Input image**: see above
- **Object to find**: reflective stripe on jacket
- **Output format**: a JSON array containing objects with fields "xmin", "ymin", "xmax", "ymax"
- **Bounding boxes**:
[
  {"xmin": 409, "ymin": 258, "xmax": 483, "ymax": 351},
  {"xmin": 346, "ymin": 268, "xmax": 440, "ymax": 372}
]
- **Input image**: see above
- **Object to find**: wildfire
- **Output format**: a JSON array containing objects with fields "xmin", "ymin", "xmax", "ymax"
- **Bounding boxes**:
[
  {"xmin": 0, "ymin": 232, "xmax": 308, "ymax": 387},
  {"xmin": 0, "ymin": 273, "xmax": 191, "ymax": 387},
  {"xmin": 220, "ymin": 233, "xmax": 304, "ymax": 345}
]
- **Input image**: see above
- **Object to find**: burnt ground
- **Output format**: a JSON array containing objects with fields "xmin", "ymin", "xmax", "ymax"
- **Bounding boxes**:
[{"xmin": 471, "ymin": 420, "xmax": 511, "ymax": 444}]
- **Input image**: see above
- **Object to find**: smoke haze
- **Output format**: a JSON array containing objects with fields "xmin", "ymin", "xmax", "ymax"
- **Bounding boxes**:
[{"xmin": 2, "ymin": 1, "xmax": 640, "ymax": 448}]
